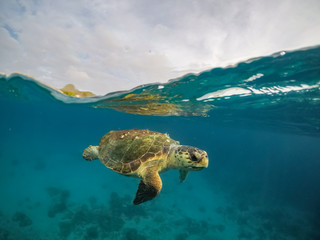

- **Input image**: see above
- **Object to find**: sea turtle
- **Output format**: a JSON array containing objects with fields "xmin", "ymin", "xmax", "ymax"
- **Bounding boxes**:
[{"xmin": 83, "ymin": 129, "xmax": 209, "ymax": 205}]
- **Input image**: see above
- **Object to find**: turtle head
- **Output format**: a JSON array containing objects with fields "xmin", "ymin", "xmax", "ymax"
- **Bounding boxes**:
[{"xmin": 170, "ymin": 145, "xmax": 209, "ymax": 170}]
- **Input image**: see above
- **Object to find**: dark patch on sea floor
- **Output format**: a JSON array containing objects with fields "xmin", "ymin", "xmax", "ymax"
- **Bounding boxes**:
[{"xmin": 0, "ymin": 186, "xmax": 319, "ymax": 240}]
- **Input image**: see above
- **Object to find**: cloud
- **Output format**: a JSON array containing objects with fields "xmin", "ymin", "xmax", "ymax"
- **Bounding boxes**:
[{"xmin": 0, "ymin": 0, "xmax": 320, "ymax": 94}]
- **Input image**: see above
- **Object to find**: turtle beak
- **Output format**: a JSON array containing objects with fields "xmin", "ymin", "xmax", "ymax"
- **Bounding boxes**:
[
  {"xmin": 202, "ymin": 156, "xmax": 209, "ymax": 168},
  {"xmin": 202, "ymin": 157, "xmax": 209, "ymax": 168},
  {"xmin": 200, "ymin": 152, "xmax": 209, "ymax": 168}
]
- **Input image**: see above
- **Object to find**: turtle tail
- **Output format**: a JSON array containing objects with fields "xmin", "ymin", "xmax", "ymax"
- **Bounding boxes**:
[{"xmin": 83, "ymin": 145, "xmax": 99, "ymax": 161}]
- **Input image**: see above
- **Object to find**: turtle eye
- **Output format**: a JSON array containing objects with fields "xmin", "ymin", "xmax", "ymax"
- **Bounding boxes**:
[{"xmin": 190, "ymin": 153, "xmax": 198, "ymax": 162}]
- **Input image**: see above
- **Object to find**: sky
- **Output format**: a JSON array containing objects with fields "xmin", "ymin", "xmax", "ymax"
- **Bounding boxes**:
[{"xmin": 1, "ymin": 0, "xmax": 320, "ymax": 95}]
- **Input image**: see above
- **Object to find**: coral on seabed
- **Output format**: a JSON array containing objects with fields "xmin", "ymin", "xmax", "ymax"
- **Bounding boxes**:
[
  {"xmin": 12, "ymin": 211, "xmax": 32, "ymax": 227},
  {"xmin": 46, "ymin": 187, "xmax": 70, "ymax": 218}
]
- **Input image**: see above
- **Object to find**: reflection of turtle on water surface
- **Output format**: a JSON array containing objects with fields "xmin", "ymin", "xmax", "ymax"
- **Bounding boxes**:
[{"xmin": 83, "ymin": 129, "xmax": 209, "ymax": 205}]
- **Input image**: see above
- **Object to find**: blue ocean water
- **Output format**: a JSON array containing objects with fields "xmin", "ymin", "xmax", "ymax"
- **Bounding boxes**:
[{"xmin": 1, "ymin": 46, "xmax": 320, "ymax": 239}]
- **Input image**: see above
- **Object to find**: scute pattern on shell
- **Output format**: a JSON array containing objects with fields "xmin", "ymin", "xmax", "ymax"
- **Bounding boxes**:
[{"xmin": 98, "ymin": 129, "xmax": 178, "ymax": 174}]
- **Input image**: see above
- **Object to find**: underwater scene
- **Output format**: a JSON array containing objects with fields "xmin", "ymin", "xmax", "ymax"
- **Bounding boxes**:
[{"xmin": 1, "ymin": 46, "xmax": 320, "ymax": 239}]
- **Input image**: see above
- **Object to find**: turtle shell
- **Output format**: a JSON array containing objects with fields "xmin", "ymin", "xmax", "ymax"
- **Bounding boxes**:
[{"xmin": 98, "ymin": 129, "xmax": 179, "ymax": 174}]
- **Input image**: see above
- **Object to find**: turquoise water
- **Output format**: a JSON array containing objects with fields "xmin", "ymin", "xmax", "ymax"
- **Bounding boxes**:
[{"xmin": 1, "ymin": 46, "xmax": 320, "ymax": 239}]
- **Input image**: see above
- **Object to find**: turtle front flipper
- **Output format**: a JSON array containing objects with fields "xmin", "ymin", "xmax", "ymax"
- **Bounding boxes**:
[
  {"xmin": 179, "ymin": 169, "xmax": 189, "ymax": 182},
  {"xmin": 133, "ymin": 170, "xmax": 162, "ymax": 205}
]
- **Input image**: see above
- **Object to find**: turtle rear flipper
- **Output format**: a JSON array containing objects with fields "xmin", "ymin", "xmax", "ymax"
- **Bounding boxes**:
[
  {"xmin": 83, "ymin": 145, "xmax": 99, "ymax": 161},
  {"xmin": 134, "ymin": 170, "xmax": 162, "ymax": 205}
]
